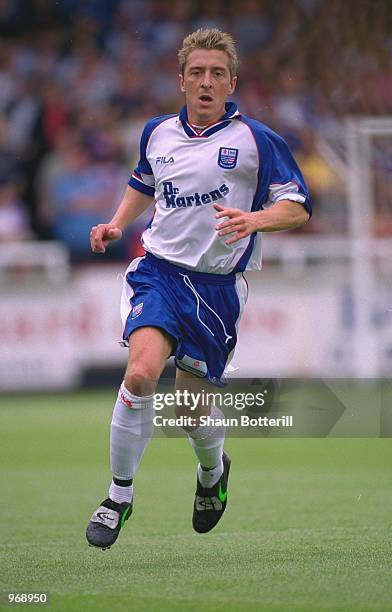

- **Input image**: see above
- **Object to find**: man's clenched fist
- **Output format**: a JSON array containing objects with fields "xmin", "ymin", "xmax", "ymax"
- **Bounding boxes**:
[{"xmin": 90, "ymin": 224, "xmax": 123, "ymax": 253}]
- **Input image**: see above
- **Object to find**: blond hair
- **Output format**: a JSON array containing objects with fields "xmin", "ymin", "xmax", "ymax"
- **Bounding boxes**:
[{"xmin": 178, "ymin": 28, "xmax": 238, "ymax": 78}]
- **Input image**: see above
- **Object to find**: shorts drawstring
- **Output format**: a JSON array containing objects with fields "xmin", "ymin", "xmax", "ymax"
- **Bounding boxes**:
[{"xmin": 180, "ymin": 274, "xmax": 233, "ymax": 344}]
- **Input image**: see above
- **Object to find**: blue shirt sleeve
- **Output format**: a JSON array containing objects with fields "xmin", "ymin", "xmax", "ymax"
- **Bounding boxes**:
[
  {"xmin": 264, "ymin": 130, "xmax": 311, "ymax": 216},
  {"xmin": 128, "ymin": 115, "xmax": 172, "ymax": 197},
  {"xmin": 240, "ymin": 116, "xmax": 312, "ymax": 217}
]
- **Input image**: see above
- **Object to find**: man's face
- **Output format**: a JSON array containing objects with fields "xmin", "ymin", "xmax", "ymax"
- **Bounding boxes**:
[{"xmin": 179, "ymin": 49, "xmax": 237, "ymax": 126}]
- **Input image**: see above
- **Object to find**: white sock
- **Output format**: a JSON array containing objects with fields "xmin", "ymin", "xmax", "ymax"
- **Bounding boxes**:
[
  {"xmin": 197, "ymin": 463, "xmax": 223, "ymax": 488},
  {"xmin": 188, "ymin": 406, "xmax": 225, "ymax": 487},
  {"xmin": 109, "ymin": 481, "xmax": 134, "ymax": 504},
  {"xmin": 109, "ymin": 382, "xmax": 155, "ymax": 486}
]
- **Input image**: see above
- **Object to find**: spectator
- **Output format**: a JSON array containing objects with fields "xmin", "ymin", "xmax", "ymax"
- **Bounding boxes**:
[
  {"xmin": 295, "ymin": 128, "xmax": 346, "ymax": 233},
  {"xmin": 0, "ymin": 179, "xmax": 31, "ymax": 241},
  {"xmin": 231, "ymin": 0, "xmax": 273, "ymax": 53},
  {"xmin": 48, "ymin": 140, "xmax": 126, "ymax": 261}
]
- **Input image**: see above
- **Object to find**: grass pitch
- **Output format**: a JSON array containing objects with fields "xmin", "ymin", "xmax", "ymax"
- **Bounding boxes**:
[{"xmin": 0, "ymin": 390, "xmax": 391, "ymax": 611}]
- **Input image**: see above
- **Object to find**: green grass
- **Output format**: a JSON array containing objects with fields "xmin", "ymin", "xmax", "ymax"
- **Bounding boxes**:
[{"xmin": 0, "ymin": 390, "xmax": 391, "ymax": 611}]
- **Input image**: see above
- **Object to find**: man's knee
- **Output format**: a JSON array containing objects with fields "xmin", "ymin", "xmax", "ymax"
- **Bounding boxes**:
[{"xmin": 124, "ymin": 363, "xmax": 158, "ymax": 396}]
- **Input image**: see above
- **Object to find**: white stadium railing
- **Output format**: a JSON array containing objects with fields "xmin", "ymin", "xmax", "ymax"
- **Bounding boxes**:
[{"xmin": 0, "ymin": 241, "xmax": 70, "ymax": 284}]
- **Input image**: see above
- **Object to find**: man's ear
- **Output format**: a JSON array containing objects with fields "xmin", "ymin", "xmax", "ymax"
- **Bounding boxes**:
[
  {"xmin": 179, "ymin": 73, "xmax": 185, "ymax": 93},
  {"xmin": 228, "ymin": 76, "xmax": 237, "ymax": 96}
]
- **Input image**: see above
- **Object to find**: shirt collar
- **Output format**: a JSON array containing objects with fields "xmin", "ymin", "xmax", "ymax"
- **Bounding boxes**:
[
  {"xmin": 179, "ymin": 101, "xmax": 239, "ymax": 123},
  {"xmin": 179, "ymin": 102, "xmax": 240, "ymax": 138}
]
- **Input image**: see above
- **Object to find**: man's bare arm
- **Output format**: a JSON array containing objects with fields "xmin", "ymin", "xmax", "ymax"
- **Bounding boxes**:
[
  {"xmin": 90, "ymin": 186, "xmax": 154, "ymax": 253},
  {"xmin": 214, "ymin": 200, "xmax": 310, "ymax": 245}
]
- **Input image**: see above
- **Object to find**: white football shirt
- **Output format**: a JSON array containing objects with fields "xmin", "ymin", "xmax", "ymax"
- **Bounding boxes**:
[{"xmin": 129, "ymin": 102, "xmax": 310, "ymax": 274}]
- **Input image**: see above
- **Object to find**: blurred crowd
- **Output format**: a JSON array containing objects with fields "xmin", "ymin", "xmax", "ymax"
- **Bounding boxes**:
[{"xmin": 0, "ymin": 0, "xmax": 391, "ymax": 260}]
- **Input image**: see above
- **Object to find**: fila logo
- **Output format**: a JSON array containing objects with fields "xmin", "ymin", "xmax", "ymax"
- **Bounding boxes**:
[{"xmin": 156, "ymin": 156, "xmax": 174, "ymax": 164}]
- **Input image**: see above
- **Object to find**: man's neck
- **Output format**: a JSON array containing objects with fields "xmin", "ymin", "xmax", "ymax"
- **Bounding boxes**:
[{"xmin": 187, "ymin": 106, "xmax": 226, "ymax": 128}]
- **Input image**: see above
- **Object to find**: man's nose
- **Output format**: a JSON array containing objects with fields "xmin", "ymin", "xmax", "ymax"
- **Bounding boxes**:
[{"xmin": 201, "ymin": 72, "xmax": 212, "ymax": 88}]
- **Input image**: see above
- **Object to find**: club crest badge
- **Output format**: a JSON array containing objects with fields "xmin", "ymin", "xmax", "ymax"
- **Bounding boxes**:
[
  {"xmin": 217, "ymin": 147, "xmax": 239, "ymax": 169},
  {"xmin": 131, "ymin": 302, "xmax": 143, "ymax": 319}
]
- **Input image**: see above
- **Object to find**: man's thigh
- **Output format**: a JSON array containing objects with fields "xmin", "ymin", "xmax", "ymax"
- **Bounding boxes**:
[{"xmin": 125, "ymin": 327, "xmax": 174, "ymax": 395}]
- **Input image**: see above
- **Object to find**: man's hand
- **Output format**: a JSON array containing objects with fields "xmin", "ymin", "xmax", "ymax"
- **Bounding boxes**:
[
  {"xmin": 214, "ymin": 204, "xmax": 258, "ymax": 245},
  {"xmin": 214, "ymin": 200, "xmax": 310, "ymax": 244},
  {"xmin": 90, "ymin": 224, "xmax": 123, "ymax": 253}
]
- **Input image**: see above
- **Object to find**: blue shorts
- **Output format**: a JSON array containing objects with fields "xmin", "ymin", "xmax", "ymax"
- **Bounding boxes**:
[{"xmin": 120, "ymin": 253, "xmax": 248, "ymax": 385}]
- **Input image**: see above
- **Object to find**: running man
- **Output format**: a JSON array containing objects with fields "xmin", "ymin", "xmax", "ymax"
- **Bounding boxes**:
[{"xmin": 86, "ymin": 28, "xmax": 311, "ymax": 549}]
